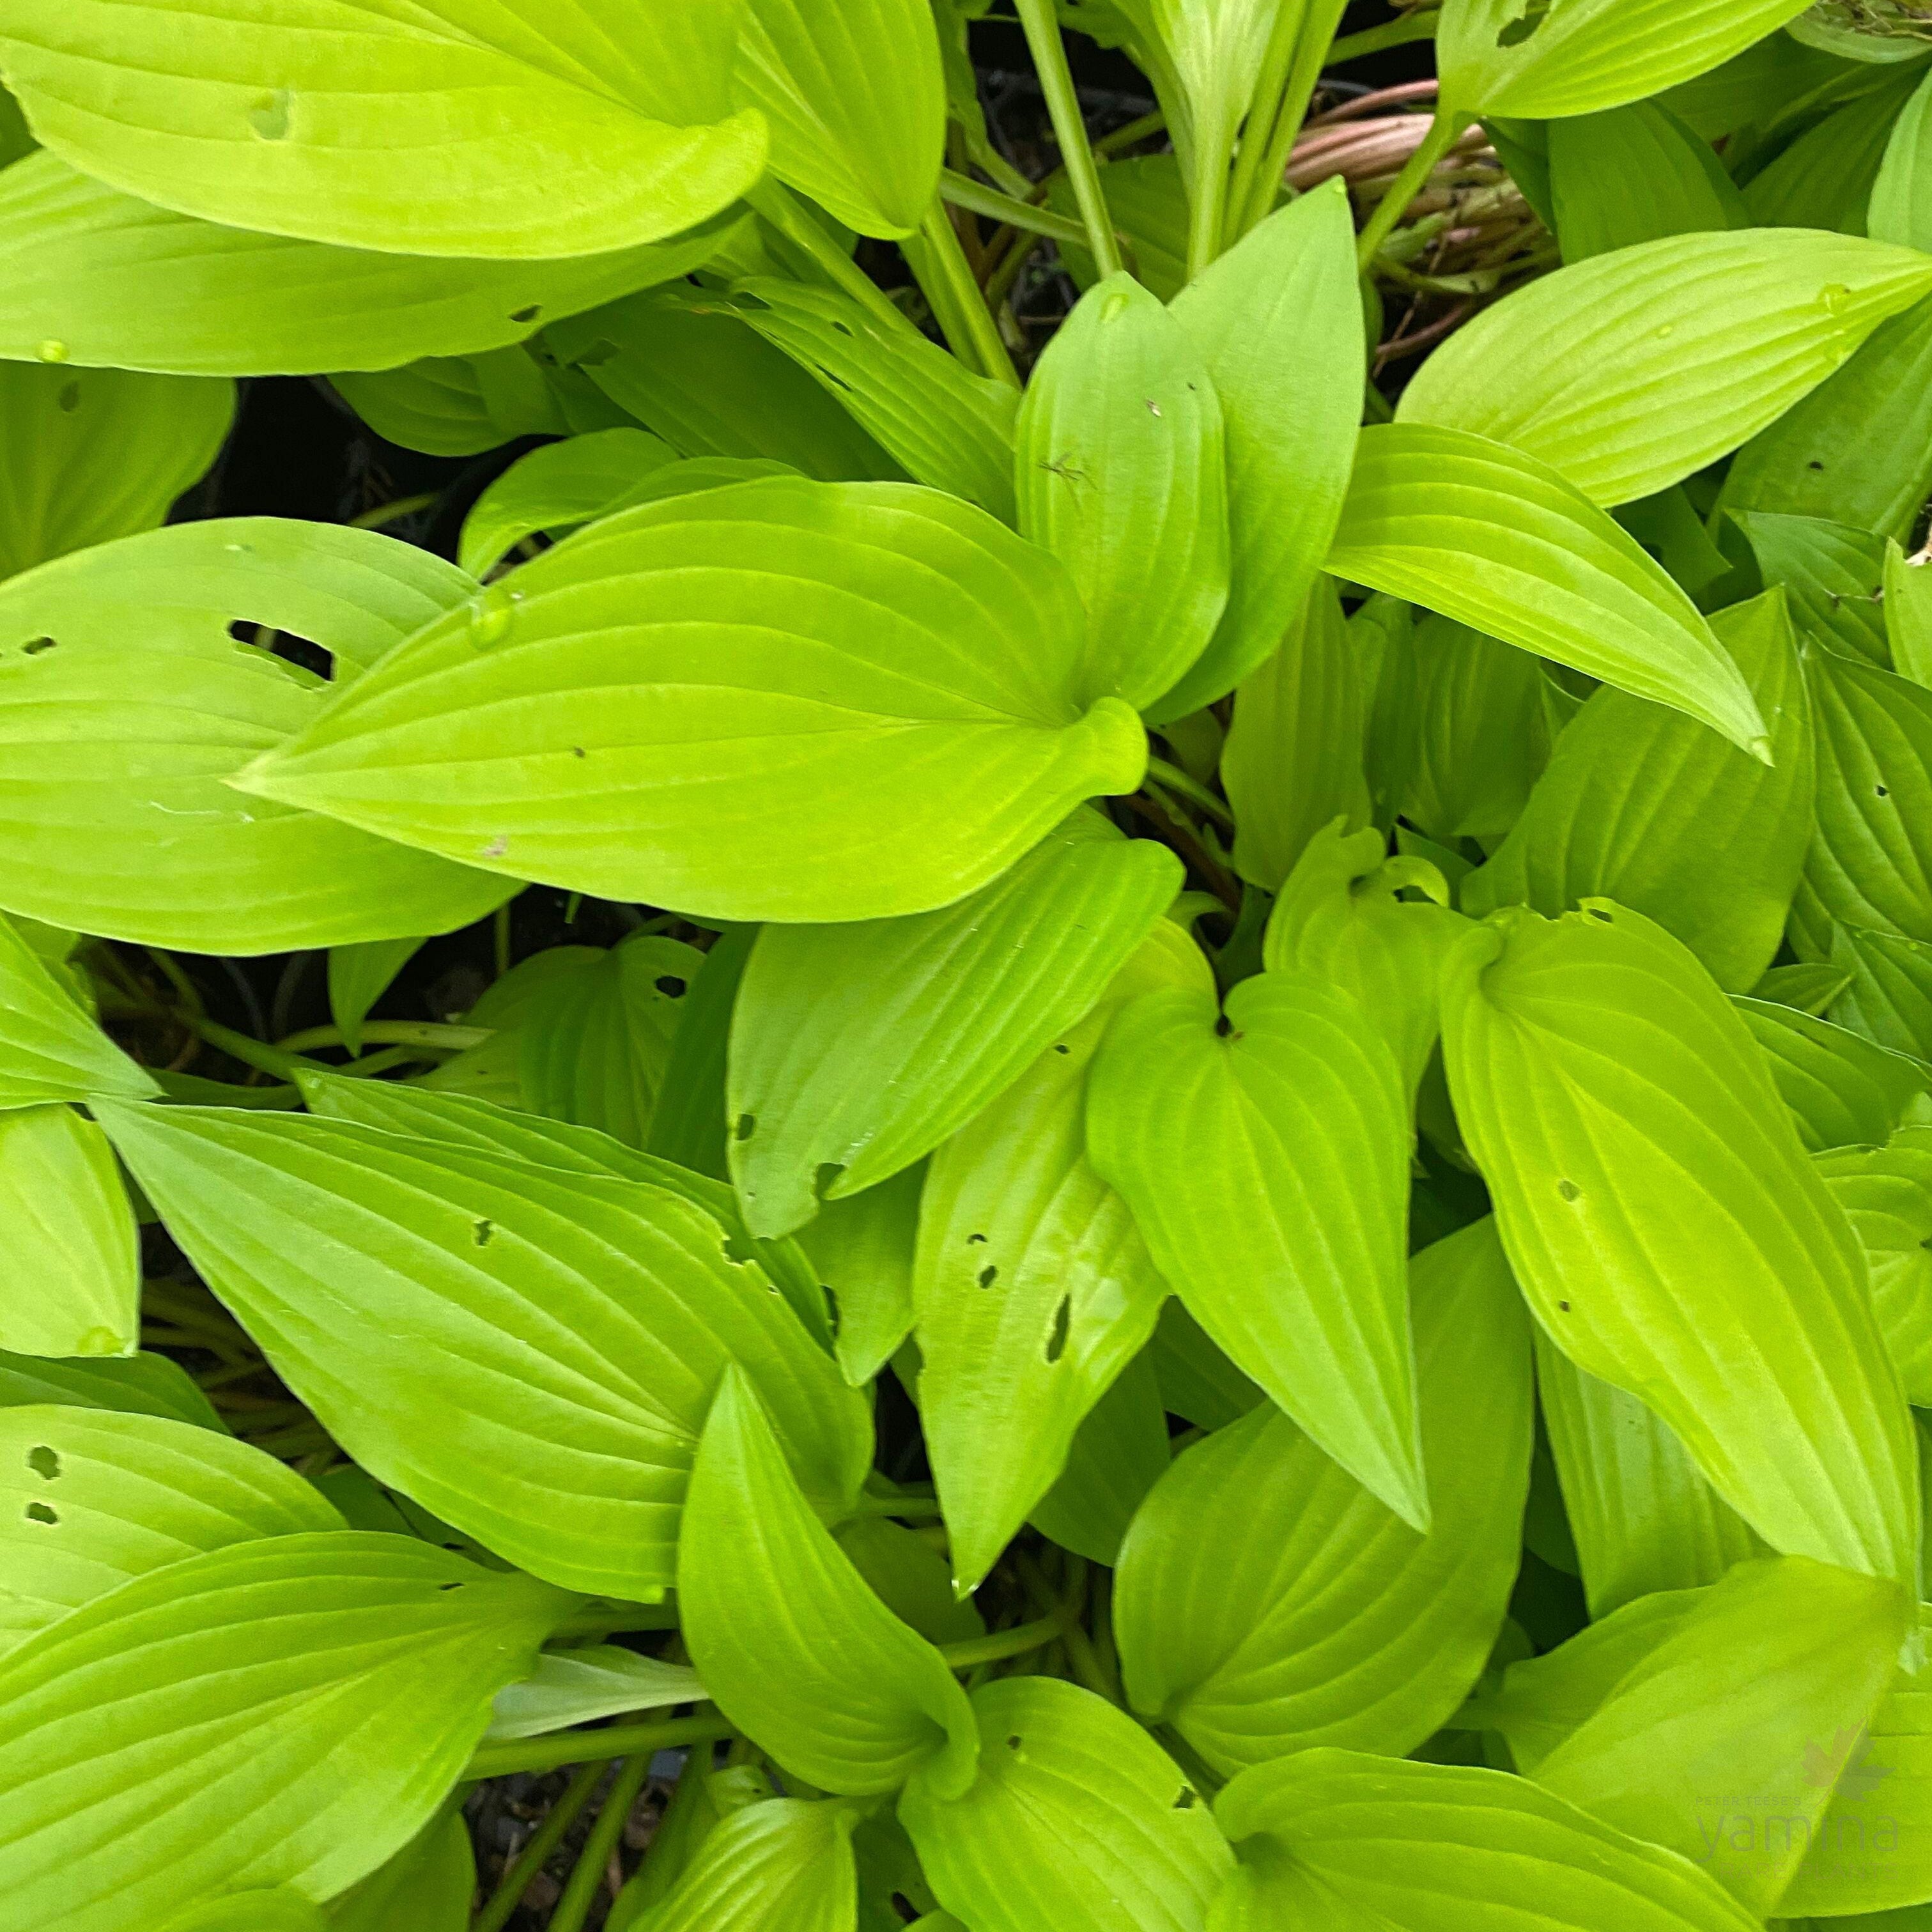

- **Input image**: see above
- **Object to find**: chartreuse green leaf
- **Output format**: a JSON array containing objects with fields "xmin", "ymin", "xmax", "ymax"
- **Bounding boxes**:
[
  {"xmin": 1442, "ymin": 902, "xmax": 1922, "ymax": 1594},
  {"xmin": 0, "ymin": 519, "xmax": 515, "ymax": 951},
  {"xmin": 679, "ymin": 1368, "xmax": 977, "ymax": 1798},
  {"xmin": 915, "ymin": 920, "xmax": 1209, "ymax": 1593},
  {"xmin": 1464, "ymin": 591, "xmax": 1814, "ymax": 993},
  {"xmin": 1147, "ymin": 1301, "xmax": 1262, "ymax": 1432},
  {"xmin": 1264, "ymin": 823, "xmax": 1469, "ymax": 1093},
  {"xmin": 1744, "ymin": 70, "xmax": 1922, "ymax": 234},
  {"xmin": 728, "ymin": 279, "xmax": 1017, "ymax": 517},
  {"xmin": 1088, "ymin": 966, "xmax": 1425, "ymax": 1528},
  {"xmin": 1534, "ymin": 1338, "xmax": 1763, "ymax": 1618},
  {"xmin": 1818, "ymin": 1127, "xmax": 1932, "ymax": 1403},
  {"xmin": 0, "ymin": 1532, "xmax": 571, "ymax": 1932},
  {"xmin": 1051, "ymin": 153, "xmax": 1190, "ymax": 303},
  {"xmin": 1016, "ymin": 272, "xmax": 1228, "ymax": 710},
  {"xmin": 97, "ymin": 1104, "xmax": 869, "ymax": 1597},
  {"xmin": 237, "ymin": 478, "xmax": 1147, "ymax": 923},
  {"xmin": 546, "ymin": 292, "xmax": 904, "ymax": 481},
  {"xmin": 326, "ymin": 1812, "xmax": 472, "ymax": 1932},
  {"xmin": 735, "ymin": 0, "xmax": 943, "ymax": 237},
  {"xmin": 1545, "ymin": 101, "xmax": 1748, "ymax": 260},
  {"xmin": 1834, "ymin": 923, "xmax": 1932, "ymax": 1056},
  {"xmin": 1873, "ymin": 66, "xmax": 1932, "ymax": 249},
  {"xmin": 1398, "ymin": 231, "xmax": 1932, "ymax": 509},
  {"xmin": 1221, "ymin": 578, "xmax": 1373, "ymax": 892},
  {"xmin": 1890, "ymin": 542, "xmax": 1932, "ymax": 689},
  {"xmin": 325, "ymin": 936, "xmax": 422, "ymax": 1058},
  {"xmin": 729, "ymin": 811, "xmax": 1179, "ymax": 1237},
  {"xmin": 647, "ymin": 924, "xmax": 754, "ymax": 1185},
  {"xmin": 330, "ymin": 346, "xmax": 569, "ymax": 458},
  {"xmin": 1438, "ymin": 0, "xmax": 1821, "ymax": 118},
  {"xmin": 0, "ymin": 155, "xmax": 743, "ymax": 378},
  {"xmin": 456, "ymin": 428, "xmax": 679, "ymax": 578},
  {"xmin": 1325, "ymin": 425, "xmax": 1768, "ymax": 755},
  {"xmin": 293, "ymin": 1068, "xmax": 833, "ymax": 1343},
  {"xmin": 1154, "ymin": 180, "xmax": 1361, "ymax": 720},
  {"xmin": 1210, "ymin": 1749, "xmax": 1759, "ymax": 1932},
  {"xmin": 485, "ymin": 1645, "xmax": 702, "ymax": 1741},
  {"xmin": 0, "ymin": 1348, "xmax": 223, "ymax": 1431},
  {"xmin": 1533, "ymin": 1557, "xmax": 1912, "ymax": 1916},
  {"xmin": 1735, "ymin": 511, "xmax": 1890, "ymax": 665},
  {"xmin": 0, "ymin": 1108, "xmax": 139, "ymax": 1359},
  {"xmin": 1115, "ymin": 1217, "xmax": 1531, "ymax": 1777},
  {"xmin": 1735, "ymin": 996, "xmax": 1932, "ymax": 1152},
  {"xmin": 635, "ymin": 1798, "xmax": 862, "ymax": 1932},
  {"xmin": 0, "ymin": 0, "xmax": 765, "ymax": 260},
  {"xmin": 1720, "ymin": 297, "xmax": 1932, "ymax": 545},
  {"xmin": 0, "ymin": 912, "xmax": 155, "ymax": 1109},
  {"xmin": 796, "ymin": 1164, "xmax": 923, "ymax": 1386},
  {"xmin": 163, "ymin": 1895, "xmax": 326, "ymax": 1932},
  {"xmin": 0, "ymin": 1403, "xmax": 342, "ymax": 1654},
  {"xmin": 0, "ymin": 362, "xmax": 233, "ymax": 578},
  {"xmin": 512, "ymin": 934, "xmax": 704, "ymax": 1150},
  {"xmin": 1798, "ymin": 651, "xmax": 1932, "ymax": 957},
  {"xmin": 899, "ymin": 1676, "xmax": 1232, "ymax": 1932},
  {"xmin": 1026, "ymin": 1347, "xmax": 1170, "ymax": 1566}
]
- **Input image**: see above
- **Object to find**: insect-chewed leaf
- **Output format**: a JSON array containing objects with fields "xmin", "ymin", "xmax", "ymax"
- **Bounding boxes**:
[
  {"xmin": 736, "ymin": 0, "xmax": 944, "ymax": 238},
  {"xmin": 1735, "ymin": 511, "xmax": 1890, "ymax": 665},
  {"xmin": 1465, "ymin": 591, "xmax": 1814, "ymax": 993},
  {"xmin": 0, "ymin": 154, "xmax": 743, "ymax": 378},
  {"xmin": 456, "ymin": 429, "xmax": 680, "ymax": 578},
  {"xmin": 325, "ymin": 1812, "xmax": 472, "ymax": 1932},
  {"xmin": 486, "ymin": 1645, "xmax": 702, "ymax": 1742},
  {"xmin": 1735, "ymin": 994, "xmax": 1932, "ymax": 1152},
  {"xmin": 1153, "ymin": 180, "xmax": 1361, "ymax": 720},
  {"xmin": 731, "ymin": 280, "xmax": 1017, "ymax": 516},
  {"xmin": 0, "ymin": 1533, "xmax": 569, "ymax": 1931},
  {"xmin": 1720, "ymin": 294, "xmax": 1932, "ymax": 546},
  {"xmin": 1210, "ymin": 1749, "xmax": 1761, "ymax": 1932},
  {"xmin": 795, "ymin": 1164, "xmax": 923, "ymax": 1386},
  {"xmin": 729, "ymin": 812, "xmax": 1179, "ymax": 1238},
  {"xmin": 679, "ymin": 1368, "xmax": 977, "ymax": 1798},
  {"xmin": 0, "ymin": 1348, "xmax": 224, "ymax": 1432},
  {"xmin": 1797, "ymin": 649, "xmax": 1932, "ymax": 957},
  {"xmin": 1221, "ymin": 578, "xmax": 1373, "ymax": 891},
  {"xmin": 1442, "ymin": 902, "xmax": 1922, "ymax": 1595},
  {"xmin": 1438, "ymin": 0, "xmax": 1821, "ymax": 119},
  {"xmin": 1818, "ymin": 1125, "xmax": 1932, "ymax": 1403},
  {"xmin": 1264, "ymin": 822, "xmax": 1469, "ymax": 1093},
  {"xmin": 1025, "ymin": 1347, "xmax": 1170, "ymax": 1567},
  {"xmin": 235, "ymin": 477, "xmax": 1146, "ymax": 922},
  {"xmin": 0, "ymin": 1403, "xmax": 343, "ymax": 1655},
  {"xmin": 96, "ymin": 1104, "xmax": 870, "ymax": 1598},
  {"xmin": 512, "ymin": 934, "xmax": 704, "ymax": 1151},
  {"xmin": 1546, "ymin": 101, "xmax": 1748, "ymax": 260},
  {"xmin": 546, "ymin": 293, "xmax": 904, "ymax": 481},
  {"xmin": 899, "ymin": 1676, "xmax": 1232, "ymax": 1932},
  {"xmin": 637, "ymin": 1797, "xmax": 862, "ymax": 1932},
  {"xmin": 1398, "ymin": 230, "xmax": 1932, "ymax": 509},
  {"xmin": 647, "ymin": 925, "xmax": 755, "ymax": 1185},
  {"xmin": 1087, "ymin": 966, "xmax": 1425, "ymax": 1528},
  {"xmin": 0, "ymin": 0, "xmax": 766, "ymax": 260},
  {"xmin": 1016, "ymin": 272, "xmax": 1228, "ymax": 710},
  {"xmin": 0, "ymin": 913, "xmax": 155, "ymax": 1110},
  {"xmin": 0, "ymin": 362, "xmax": 233, "ymax": 580},
  {"xmin": 1534, "ymin": 1336, "xmax": 1763, "ymax": 1619},
  {"xmin": 1531, "ymin": 1557, "xmax": 1911, "ymax": 1917},
  {"xmin": 915, "ymin": 921, "xmax": 1209, "ymax": 1593},
  {"xmin": 0, "ymin": 1107, "xmax": 139, "ymax": 1360},
  {"xmin": 1114, "ymin": 1217, "xmax": 1531, "ymax": 1777},
  {"xmin": 0, "ymin": 519, "xmax": 515, "ymax": 951},
  {"xmin": 1326, "ymin": 424, "xmax": 1768, "ymax": 755}
]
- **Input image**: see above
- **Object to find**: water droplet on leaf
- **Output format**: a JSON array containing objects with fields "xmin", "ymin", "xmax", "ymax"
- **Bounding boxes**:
[{"xmin": 35, "ymin": 339, "xmax": 68, "ymax": 364}]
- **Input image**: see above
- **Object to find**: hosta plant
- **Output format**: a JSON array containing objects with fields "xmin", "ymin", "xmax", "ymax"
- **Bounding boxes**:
[{"xmin": 6, "ymin": 0, "xmax": 1932, "ymax": 1928}]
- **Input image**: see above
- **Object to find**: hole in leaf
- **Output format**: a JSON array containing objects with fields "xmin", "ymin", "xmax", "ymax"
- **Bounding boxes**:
[
  {"xmin": 1497, "ymin": 0, "xmax": 1552, "ymax": 45},
  {"xmin": 1878, "ymin": 785, "xmax": 1891, "ymax": 798},
  {"xmin": 734, "ymin": 1113, "xmax": 757, "ymax": 1142},
  {"xmin": 1053, "ymin": 1042, "xmax": 1071, "ymax": 1055},
  {"xmin": 1809, "ymin": 460, "xmax": 1826, "ymax": 472},
  {"xmin": 1045, "ymin": 1295, "xmax": 1071, "ymax": 1363},
  {"xmin": 1585, "ymin": 906, "xmax": 1614, "ymax": 923},
  {"xmin": 20, "ymin": 636, "xmax": 57, "ymax": 655},
  {"xmin": 571, "ymin": 746, "xmax": 587, "ymax": 759},
  {"xmin": 977, "ymin": 1265, "xmax": 999, "ymax": 1288},
  {"xmin": 24, "ymin": 1501, "xmax": 57, "ymax": 1525},
  {"xmin": 1214, "ymin": 1014, "xmax": 1235, "ymax": 1038},
  {"xmin": 1558, "ymin": 1299, "xmax": 1572, "ymax": 1312},
  {"xmin": 1557, "ymin": 1180, "xmax": 1582, "ymax": 1203},
  {"xmin": 813, "ymin": 1161, "xmax": 846, "ymax": 1200},
  {"xmin": 26, "ymin": 1446, "xmax": 60, "ymax": 1481},
  {"xmin": 966, "ymin": 1232, "xmax": 987, "ymax": 1246},
  {"xmin": 1005, "ymin": 1734, "xmax": 1023, "ymax": 1750},
  {"xmin": 438, "ymin": 1580, "xmax": 463, "ymax": 1591},
  {"xmin": 473, "ymin": 1219, "xmax": 494, "ymax": 1247},
  {"xmin": 654, "ymin": 975, "xmax": 687, "ymax": 998},
  {"xmin": 1173, "ymin": 1787, "xmax": 1200, "ymax": 1809},
  {"xmin": 57, "ymin": 381, "xmax": 80, "ymax": 413},
  {"xmin": 509, "ymin": 304, "xmax": 541, "ymax": 323}
]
